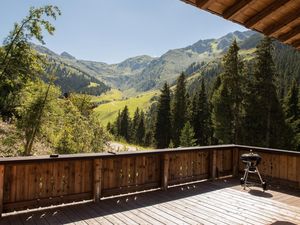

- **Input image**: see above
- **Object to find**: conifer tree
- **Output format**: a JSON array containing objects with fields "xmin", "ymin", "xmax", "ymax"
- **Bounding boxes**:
[
  {"xmin": 284, "ymin": 80, "xmax": 300, "ymax": 150},
  {"xmin": 212, "ymin": 82, "xmax": 234, "ymax": 144},
  {"xmin": 243, "ymin": 37, "xmax": 290, "ymax": 148},
  {"xmin": 119, "ymin": 106, "xmax": 131, "ymax": 141},
  {"xmin": 180, "ymin": 122, "xmax": 196, "ymax": 147},
  {"xmin": 284, "ymin": 80, "xmax": 299, "ymax": 121},
  {"xmin": 212, "ymin": 40, "xmax": 244, "ymax": 144},
  {"xmin": 191, "ymin": 80, "xmax": 212, "ymax": 145},
  {"xmin": 132, "ymin": 107, "xmax": 140, "ymax": 142},
  {"xmin": 136, "ymin": 111, "xmax": 145, "ymax": 145},
  {"xmin": 172, "ymin": 73, "xmax": 187, "ymax": 146},
  {"xmin": 154, "ymin": 83, "xmax": 171, "ymax": 148}
]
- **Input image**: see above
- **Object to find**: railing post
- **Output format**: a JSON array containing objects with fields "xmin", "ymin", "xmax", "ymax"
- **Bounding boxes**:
[
  {"xmin": 0, "ymin": 165, "xmax": 4, "ymax": 217},
  {"xmin": 210, "ymin": 150, "xmax": 217, "ymax": 180},
  {"xmin": 297, "ymin": 156, "xmax": 300, "ymax": 189},
  {"xmin": 93, "ymin": 159, "xmax": 102, "ymax": 202},
  {"xmin": 232, "ymin": 147, "xmax": 239, "ymax": 177},
  {"xmin": 161, "ymin": 153, "xmax": 169, "ymax": 190}
]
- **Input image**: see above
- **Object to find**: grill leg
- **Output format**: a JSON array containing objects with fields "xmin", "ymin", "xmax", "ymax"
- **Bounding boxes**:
[{"xmin": 242, "ymin": 165, "xmax": 250, "ymax": 190}]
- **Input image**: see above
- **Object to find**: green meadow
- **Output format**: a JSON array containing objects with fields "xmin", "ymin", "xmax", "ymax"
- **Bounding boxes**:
[{"xmin": 93, "ymin": 89, "xmax": 158, "ymax": 126}]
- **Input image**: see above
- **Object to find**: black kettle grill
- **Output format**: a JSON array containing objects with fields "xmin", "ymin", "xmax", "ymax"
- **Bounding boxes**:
[{"xmin": 240, "ymin": 150, "xmax": 267, "ymax": 191}]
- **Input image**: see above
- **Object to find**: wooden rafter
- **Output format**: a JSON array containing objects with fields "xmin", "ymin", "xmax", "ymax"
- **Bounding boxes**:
[
  {"xmin": 223, "ymin": 0, "xmax": 254, "ymax": 19},
  {"xmin": 264, "ymin": 10, "xmax": 299, "ymax": 36},
  {"xmin": 181, "ymin": 0, "xmax": 300, "ymax": 51},
  {"xmin": 195, "ymin": 0, "xmax": 212, "ymax": 9},
  {"xmin": 279, "ymin": 25, "xmax": 300, "ymax": 42},
  {"xmin": 245, "ymin": 0, "xmax": 291, "ymax": 28},
  {"xmin": 292, "ymin": 39, "xmax": 300, "ymax": 48}
]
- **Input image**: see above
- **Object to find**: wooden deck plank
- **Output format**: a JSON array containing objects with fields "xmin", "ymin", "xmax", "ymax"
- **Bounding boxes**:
[
  {"xmin": 220, "ymin": 189, "xmax": 300, "ymax": 223},
  {"xmin": 103, "ymin": 199, "xmax": 149, "ymax": 225},
  {"xmin": 2, "ymin": 179, "xmax": 300, "ymax": 225},
  {"xmin": 77, "ymin": 204, "xmax": 112, "ymax": 225}
]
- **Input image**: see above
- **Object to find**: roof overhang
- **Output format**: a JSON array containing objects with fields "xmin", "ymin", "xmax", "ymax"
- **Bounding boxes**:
[{"xmin": 182, "ymin": 0, "xmax": 300, "ymax": 50}]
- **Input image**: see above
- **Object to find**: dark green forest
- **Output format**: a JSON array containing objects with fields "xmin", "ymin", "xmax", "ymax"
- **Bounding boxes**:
[{"xmin": 108, "ymin": 38, "xmax": 300, "ymax": 151}]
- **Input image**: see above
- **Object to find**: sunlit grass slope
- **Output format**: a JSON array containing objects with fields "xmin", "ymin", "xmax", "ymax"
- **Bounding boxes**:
[
  {"xmin": 94, "ymin": 90, "xmax": 158, "ymax": 126},
  {"xmin": 91, "ymin": 89, "xmax": 123, "ymax": 103}
]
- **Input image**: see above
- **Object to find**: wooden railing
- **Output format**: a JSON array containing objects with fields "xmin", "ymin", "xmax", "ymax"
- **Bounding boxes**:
[{"xmin": 0, "ymin": 144, "xmax": 299, "ymax": 215}]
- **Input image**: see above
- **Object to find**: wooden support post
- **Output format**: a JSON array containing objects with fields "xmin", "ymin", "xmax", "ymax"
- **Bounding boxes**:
[
  {"xmin": 210, "ymin": 150, "xmax": 217, "ymax": 180},
  {"xmin": 232, "ymin": 148, "xmax": 239, "ymax": 177},
  {"xmin": 93, "ymin": 159, "xmax": 102, "ymax": 202},
  {"xmin": 297, "ymin": 156, "xmax": 300, "ymax": 189},
  {"xmin": 161, "ymin": 154, "xmax": 169, "ymax": 191},
  {"xmin": 0, "ymin": 165, "xmax": 4, "ymax": 217}
]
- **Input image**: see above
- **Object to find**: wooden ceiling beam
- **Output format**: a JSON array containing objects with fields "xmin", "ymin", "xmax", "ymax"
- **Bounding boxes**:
[
  {"xmin": 292, "ymin": 40, "xmax": 300, "ymax": 48},
  {"xmin": 195, "ymin": 0, "xmax": 212, "ymax": 9},
  {"xmin": 279, "ymin": 25, "xmax": 300, "ymax": 42},
  {"xmin": 245, "ymin": 0, "xmax": 291, "ymax": 28},
  {"xmin": 264, "ymin": 10, "xmax": 299, "ymax": 36},
  {"xmin": 223, "ymin": 0, "xmax": 254, "ymax": 19}
]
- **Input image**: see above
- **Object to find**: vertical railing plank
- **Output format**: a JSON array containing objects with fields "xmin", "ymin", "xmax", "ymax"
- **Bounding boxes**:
[
  {"xmin": 93, "ymin": 159, "xmax": 102, "ymax": 202},
  {"xmin": 210, "ymin": 150, "xmax": 217, "ymax": 180},
  {"xmin": 0, "ymin": 165, "xmax": 4, "ymax": 217},
  {"xmin": 161, "ymin": 154, "xmax": 169, "ymax": 190},
  {"xmin": 297, "ymin": 156, "xmax": 300, "ymax": 189},
  {"xmin": 232, "ymin": 148, "xmax": 239, "ymax": 177}
]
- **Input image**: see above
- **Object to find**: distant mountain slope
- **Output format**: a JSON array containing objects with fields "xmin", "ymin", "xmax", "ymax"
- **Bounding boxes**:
[
  {"xmin": 32, "ymin": 30, "xmax": 261, "ymax": 94},
  {"xmin": 32, "ymin": 44, "xmax": 110, "ymax": 95}
]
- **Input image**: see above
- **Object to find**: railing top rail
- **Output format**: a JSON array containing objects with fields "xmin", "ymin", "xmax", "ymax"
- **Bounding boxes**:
[{"xmin": 0, "ymin": 144, "xmax": 299, "ymax": 164}]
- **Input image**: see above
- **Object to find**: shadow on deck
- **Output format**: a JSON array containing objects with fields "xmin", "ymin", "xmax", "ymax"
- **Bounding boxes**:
[{"xmin": 1, "ymin": 178, "xmax": 300, "ymax": 225}]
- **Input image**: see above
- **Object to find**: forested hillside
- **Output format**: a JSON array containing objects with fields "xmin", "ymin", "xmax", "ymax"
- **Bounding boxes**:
[{"xmin": 1, "ymin": 5, "xmax": 300, "ymax": 157}]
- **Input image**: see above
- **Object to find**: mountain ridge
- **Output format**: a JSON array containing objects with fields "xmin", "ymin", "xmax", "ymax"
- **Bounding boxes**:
[{"xmin": 32, "ymin": 30, "xmax": 259, "ymax": 94}]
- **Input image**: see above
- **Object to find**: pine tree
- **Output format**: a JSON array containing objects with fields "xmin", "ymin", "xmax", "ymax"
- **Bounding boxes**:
[
  {"xmin": 180, "ymin": 122, "xmax": 196, "ymax": 147},
  {"xmin": 119, "ymin": 106, "xmax": 131, "ymax": 141},
  {"xmin": 284, "ymin": 80, "xmax": 299, "ymax": 121},
  {"xmin": 132, "ymin": 107, "xmax": 140, "ymax": 143},
  {"xmin": 243, "ymin": 37, "xmax": 291, "ymax": 148},
  {"xmin": 191, "ymin": 80, "xmax": 212, "ymax": 145},
  {"xmin": 212, "ymin": 82, "xmax": 234, "ymax": 144},
  {"xmin": 212, "ymin": 40, "xmax": 244, "ymax": 144},
  {"xmin": 172, "ymin": 73, "xmax": 188, "ymax": 146},
  {"xmin": 284, "ymin": 80, "xmax": 300, "ymax": 150},
  {"xmin": 136, "ymin": 111, "xmax": 145, "ymax": 145},
  {"xmin": 154, "ymin": 83, "xmax": 171, "ymax": 148}
]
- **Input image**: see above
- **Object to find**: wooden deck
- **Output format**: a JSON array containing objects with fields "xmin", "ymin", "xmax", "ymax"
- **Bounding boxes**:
[{"xmin": 1, "ymin": 178, "xmax": 299, "ymax": 225}]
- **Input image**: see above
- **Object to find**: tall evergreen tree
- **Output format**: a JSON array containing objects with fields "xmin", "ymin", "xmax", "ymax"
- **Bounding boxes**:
[
  {"xmin": 212, "ymin": 82, "xmax": 234, "ymax": 144},
  {"xmin": 212, "ymin": 40, "xmax": 244, "ymax": 144},
  {"xmin": 119, "ymin": 106, "xmax": 131, "ymax": 141},
  {"xmin": 284, "ymin": 80, "xmax": 300, "ymax": 150},
  {"xmin": 154, "ymin": 83, "xmax": 171, "ymax": 148},
  {"xmin": 180, "ymin": 122, "xmax": 196, "ymax": 147},
  {"xmin": 191, "ymin": 80, "xmax": 212, "ymax": 145},
  {"xmin": 136, "ymin": 111, "xmax": 146, "ymax": 145},
  {"xmin": 284, "ymin": 80, "xmax": 299, "ymax": 121},
  {"xmin": 172, "ymin": 73, "xmax": 188, "ymax": 146},
  {"xmin": 131, "ymin": 107, "xmax": 140, "ymax": 142},
  {"xmin": 243, "ymin": 37, "xmax": 290, "ymax": 148}
]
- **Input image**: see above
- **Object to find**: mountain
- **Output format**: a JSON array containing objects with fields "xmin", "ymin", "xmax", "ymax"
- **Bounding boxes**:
[
  {"xmin": 32, "ymin": 30, "xmax": 260, "ymax": 94},
  {"xmin": 31, "ymin": 43, "xmax": 110, "ymax": 95},
  {"xmin": 60, "ymin": 51, "xmax": 76, "ymax": 60}
]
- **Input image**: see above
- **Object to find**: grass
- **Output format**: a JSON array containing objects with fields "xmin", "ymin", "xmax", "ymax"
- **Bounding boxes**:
[
  {"xmin": 91, "ymin": 89, "xmax": 123, "ymax": 103},
  {"xmin": 88, "ymin": 82, "xmax": 100, "ymax": 88},
  {"xmin": 93, "ymin": 90, "xmax": 158, "ymax": 126}
]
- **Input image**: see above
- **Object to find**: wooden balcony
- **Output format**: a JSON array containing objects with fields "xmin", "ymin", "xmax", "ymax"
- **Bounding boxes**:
[{"xmin": 0, "ymin": 144, "xmax": 299, "ymax": 224}]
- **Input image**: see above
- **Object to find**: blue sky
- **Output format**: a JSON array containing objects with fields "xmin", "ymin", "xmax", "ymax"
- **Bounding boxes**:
[{"xmin": 0, "ymin": 0, "xmax": 247, "ymax": 64}]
